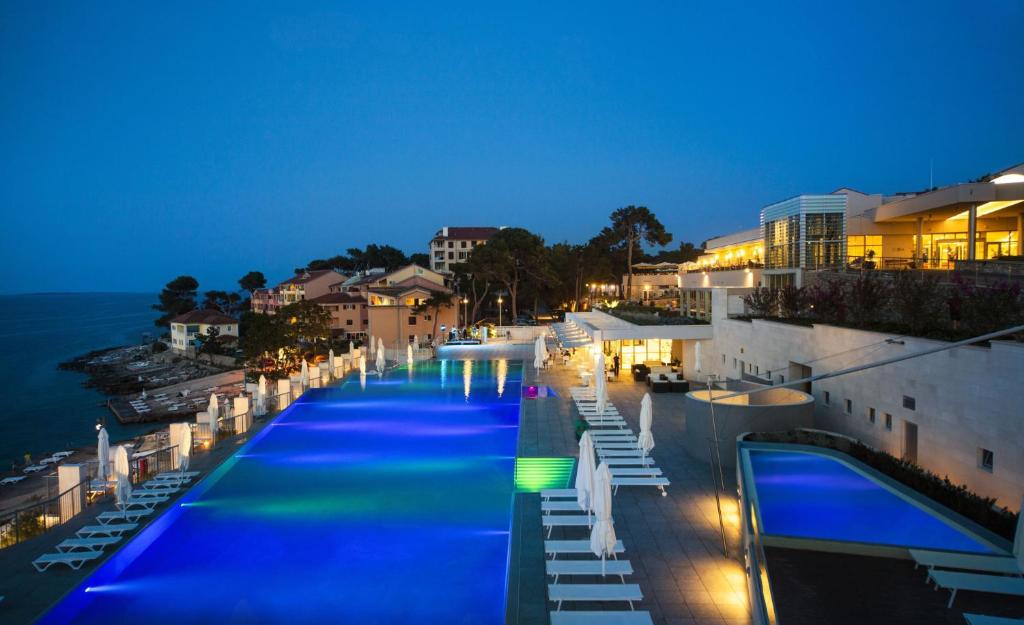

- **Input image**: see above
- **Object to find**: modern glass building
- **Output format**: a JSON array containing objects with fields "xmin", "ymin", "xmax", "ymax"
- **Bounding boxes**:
[{"xmin": 760, "ymin": 194, "xmax": 847, "ymax": 287}]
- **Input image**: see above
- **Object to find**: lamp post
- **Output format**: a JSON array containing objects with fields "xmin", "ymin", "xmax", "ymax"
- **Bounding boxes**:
[
  {"xmin": 462, "ymin": 297, "xmax": 469, "ymax": 328},
  {"xmin": 497, "ymin": 297, "xmax": 503, "ymax": 327}
]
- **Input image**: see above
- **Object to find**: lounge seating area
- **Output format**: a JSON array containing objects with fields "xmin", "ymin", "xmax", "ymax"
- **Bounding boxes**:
[
  {"xmin": 910, "ymin": 547, "xmax": 1024, "ymax": 610},
  {"xmin": 32, "ymin": 470, "xmax": 197, "ymax": 573}
]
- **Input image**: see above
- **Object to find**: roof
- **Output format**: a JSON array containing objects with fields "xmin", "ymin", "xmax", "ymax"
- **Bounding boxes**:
[
  {"xmin": 308, "ymin": 293, "xmax": 367, "ymax": 305},
  {"xmin": 277, "ymin": 269, "xmax": 345, "ymax": 287},
  {"xmin": 170, "ymin": 309, "xmax": 238, "ymax": 325},
  {"xmin": 433, "ymin": 226, "xmax": 500, "ymax": 240},
  {"xmin": 703, "ymin": 227, "xmax": 762, "ymax": 251}
]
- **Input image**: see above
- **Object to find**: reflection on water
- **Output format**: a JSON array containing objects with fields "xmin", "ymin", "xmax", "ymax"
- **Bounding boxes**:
[
  {"xmin": 463, "ymin": 359, "xmax": 474, "ymax": 400},
  {"xmin": 497, "ymin": 359, "xmax": 507, "ymax": 397}
]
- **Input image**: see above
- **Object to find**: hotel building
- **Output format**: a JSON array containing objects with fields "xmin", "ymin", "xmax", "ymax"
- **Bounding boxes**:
[{"xmin": 428, "ymin": 226, "xmax": 501, "ymax": 274}]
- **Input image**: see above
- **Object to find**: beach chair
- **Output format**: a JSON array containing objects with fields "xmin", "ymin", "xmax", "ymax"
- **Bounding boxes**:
[
  {"xmin": 593, "ymin": 442, "xmax": 640, "ymax": 450},
  {"xmin": 131, "ymin": 488, "xmax": 175, "ymax": 499},
  {"xmin": 122, "ymin": 494, "xmax": 169, "ymax": 510},
  {"xmin": 55, "ymin": 536, "xmax": 121, "ymax": 553},
  {"xmin": 155, "ymin": 471, "xmax": 199, "ymax": 480},
  {"xmin": 910, "ymin": 549, "xmax": 1022, "ymax": 577},
  {"xmin": 53, "ymin": 451, "xmax": 74, "ymax": 458},
  {"xmin": 927, "ymin": 569, "xmax": 1024, "ymax": 607},
  {"xmin": 545, "ymin": 539, "xmax": 625, "ymax": 560},
  {"xmin": 541, "ymin": 488, "xmax": 577, "ymax": 500},
  {"xmin": 548, "ymin": 583, "xmax": 643, "ymax": 610},
  {"xmin": 603, "ymin": 457, "xmax": 655, "ymax": 467},
  {"xmin": 550, "ymin": 612, "xmax": 654, "ymax": 625},
  {"xmin": 610, "ymin": 467, "xmax": 663, "ymax": 477},
  {"xmin": 598, "ymin": 449, "xmax": 651, "ymax": 458},
  {"xmin": 542, "ymin": 501, "xmax": 586, "ymax": 513},
  {"xmin": 543, "ymin": 514, "xmax": 593, "ymax": 538},
  {"xmin": 23, "ymin": 465, "xmax": 47, "ymax": 474},
  {"xmin": 0, "ymin": 476, "xmax": 27, "ymax": 486},
  {"xmin": 142, "ymin": 480, "xmax": 182, "ymax": 491},
  {"xmin": 546, "ymin": 559, "xmax": 634, "ymax": 583},
  {"xmin": 32, "ymin": 551, "xmax": 104, "ymax": 572},
  {"xmin": 963, "ymin": 615, "xmax": 1024, "ymax": 625},
  {"xmin": 76, "ymin": 523, "xmax": 138, "ymax": 538},
  {"xmin": 613, "ymin": 476, "xmax": 669, "ymax": 496},
  {"xmin": 97, "ymin": 508, "xmax": 154, "ymax": 525},
  {"xmin": 589, "ymin": 433, "xmax": 637, "ymax": 442}
]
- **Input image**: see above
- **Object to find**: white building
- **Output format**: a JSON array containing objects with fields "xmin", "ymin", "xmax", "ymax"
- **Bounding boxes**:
[
  {"xmin": 169, "ymin": 309, "xmax": 239, "ymax": 353},
  {"xmin": 428, "ymin": 226, "xmax": 501, "ymax": 274}
]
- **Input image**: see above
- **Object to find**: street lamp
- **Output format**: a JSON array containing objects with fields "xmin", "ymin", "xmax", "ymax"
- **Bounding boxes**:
[
  {"xmin": 461, "ymin": 297, "xmax": 469, "ymax": 327},
  {"xmin": 497, "ymin": 297, "xmax": 503, "ymax": 327}
]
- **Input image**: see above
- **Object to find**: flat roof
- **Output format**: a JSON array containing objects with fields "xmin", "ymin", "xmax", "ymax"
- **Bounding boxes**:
[
  {"xmin": 874, "ymin": 180, "xmax": 1024, "ymax": 222},
  {"xmin": 568, "ymin": 310, "xmax": 713, "ymax": 341}
]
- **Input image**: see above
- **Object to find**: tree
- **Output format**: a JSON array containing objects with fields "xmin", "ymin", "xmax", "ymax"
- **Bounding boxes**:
[
  {"xmin": 195, "ymin": 325, "xmax": 224, "ymax": 360},
  {"xmin": 848, "ymin": 273, "xmax": 890, "ymax": 326},
  {"xmin": 598, "ymin": 206, "xmax": 672, "ymax": 300},
  {"xmin": 451, "ymin": 260, "xmax": 491, "ymax": 323},
  {"xmin": 278, "ymin": 300, "xmax": 332, "ymax": 352},
  {"xmin": 239, "ymin": 310, "xmax": 287, "ymax": 364},
  {"xmin": 153, "ymin": 276, "xmax": 199, "ymax": 327},
  {"xmin": 891, "ymin": 272, "xmax": 945, "ymax": 335},
  {"xmin": 778, "ymin": 284, "xmax": 808, "ymax": 319},
  {"xmin": 408, "ymin": 252, "xmax": 430, "ymax": 267},
  {"xmin": 742, "ymin": 287, "xmax": 778, "ymax": 317},
  {"xmin": 413, "ymin": 291, "xmax": 454, "ymax": 339},
  {"xmin": 469, "ymin": 227, "xmax": 548, "ymax": 319},
  {"xmin": 642, "ymin": 241, "xmax": 701, "ymax": 264},
  {"xmin": 202, "ymin": 290, "xmax": 242, "ymax": 316},
  {"xmin": 239, "ymin": 271, "xmax": 266, "ymax": 293}
]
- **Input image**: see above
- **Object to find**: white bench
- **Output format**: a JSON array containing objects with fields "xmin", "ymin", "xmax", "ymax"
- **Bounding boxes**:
[
  {"xmin": 546, "ymin": 559, "xmax": 634, "ymax": 583},
  {"xmin": 928, "ymin": 569, "xmax": 1024, "ymax": 608},
  {"xmin": 548, "ymin": 583, "xmax": 643, "ymax": 611}
]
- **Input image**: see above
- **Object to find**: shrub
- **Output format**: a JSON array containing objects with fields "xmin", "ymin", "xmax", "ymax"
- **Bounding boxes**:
[
  {"xmin": 778, "ymin": 285, "xmax": 808, "ymax": 319},
  {"xmin": 806, "ymin": 278, "xmax": 846, "ymax": 323},
  {"xmin": 847, "ymin": 272, "xmax": 890, "ymax": 326},
  {"xmin": 743, "ymin": 287, "xmax": 778, "ymax": 317},
  {"xmin": 891, "ymin": 271, "xmax": 946, "ymax": 335},
  {"xmin": 952, "ymin": 274, "xmax": 1024, "ymax": 338}
]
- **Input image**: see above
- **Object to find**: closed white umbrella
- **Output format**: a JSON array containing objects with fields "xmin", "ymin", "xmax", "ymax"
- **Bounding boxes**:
[
  {"xmin": 368, "ymin": 334, "xmax": 375, "ymax": 355},
  {"xmin": 595, "ymin": 353, "xmax": 607, "ymax": 416},
  {"xmin": 256, "ymin": 375, "xmax": 267, "ymax": 416},
  {"xmin": 590, "ymin": 461, "xmax": 617, "ymax": 575},
  {"xmin": 114, "ymin": 445, "xmax": 131, "ymax": 513},
  {"xmin": 359, "ymin": 354, "xmax": 367, "ymax": 375},
  {"xmin": 378, "ymin": 337, "xmax": 385, "ymax": 359},
  {"xmin": 407, "ymin": 343, "xmax": 414, "ymax": 366},
  {"xmin": 349, "ymin": 341, "xmax": 355, "ymax": 358},
  {"xmin": 575, "ymin": 431, "xmax": 596, "ymax": 525},
  {"xmin": 179, "ymin": 425, "xmax": 192, "ymax": 472},
  {"xmin": 300, "ymin": 360, "xmax": 309, "ymax": 387},
  {"xmin": 208, "ymin": 393, "xmax": 219, "ymax": 423},
  {"xmin": 638, "ymin": 392, "xmax": 655, "ymax": 459},
  {"xmin": 375, "ymin": 339, "xmax": 386, "ymax": 374},
  {"xmin": 97, "ymin": 426, "xmax": 110, "ymax": 483},
  {"xmin": 533, "ymin": 335, "xmax": 544, "ymax": 370},
  {"xmin": 328, "ymin": 349, "xmax": 335, "ymax": 379},
  {"xmin": 694, "ymin": 340, "xmax": 702, "ymax": 375}
]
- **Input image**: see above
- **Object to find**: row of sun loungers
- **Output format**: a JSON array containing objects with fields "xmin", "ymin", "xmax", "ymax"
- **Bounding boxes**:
[
  {"xmin": 908, "ymin": 547, "xmax": 1024, "ymax": 610},
  {"xmin": 32, "ymin": 471, "xmax": 197, "ymax": 572},
  {"xmin": 570, "ymin": 388, "xmax": 669, "ymax": 497},
  {"xmin": 541, "ymin": 490, "xmax": 651, "ymax": 623}
]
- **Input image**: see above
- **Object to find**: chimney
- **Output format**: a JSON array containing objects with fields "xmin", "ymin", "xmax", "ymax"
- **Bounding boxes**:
[{"xmin": 443, "ymin": 226, "xmax": 449, "ymax": 237}]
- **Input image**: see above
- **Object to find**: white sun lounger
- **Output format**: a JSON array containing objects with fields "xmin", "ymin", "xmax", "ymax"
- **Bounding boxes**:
[
  {"xmin": 542, "ymin": 501, "xmax": 587, "ymax": 513},
  {"xmin": 604, "ymin": 457, "xmax": 655, "ymax": 466},
  {"xmin": 55, "ymin": 536, "xmax": 121, "ymax": 553},
  {"xmin": 610, "ymin": 468, "xmax": 663, "ymax": 477},
  {"xmin": 155, "ymin": 471, "xmax": 199, "ymax": 480},
  {"xmin": 613, "ymin": 477, "xmax": 669, "ymax": 496},
  {"xmin": 53, "ymin": 451, "xmax": 74, "ymax": 458},
  {"xmin": 122, "ymin": 495, "xmax": 169, "ymax": 510},
  {"xmin": 545, "ymin": 539, "xmax": 625, "ymax": 559},
  {"xmin": 928, "ymin": 569, "xmax": 1024, "ymax": 608},
  {"xmin": 964, "ymin": 615, "xmax": 1024, "ymax": 625},
  {"xmin": 589, "ymin": 434, "xmax": 637, "ymax": 442},
  {"xmin": 76, "ymin": 523, "xmax": 138, "ymax": 538},
  {"xmin": 547, "ymin": 559, "xmax": 634, "ymax": 583},
  {"xmin": 33, "ymin": 550, "xmax": 103, "ymax": 572},
  {"xmin": 594, "ymin": 442, "xmax": 640, "ymax": 450},
  {"xmin": 599, "ymin": 449, "xmax": 651, "ymax": 458},
  {"xmin": 543, "ymin": 514, "xmax": 594, "ymax": 538},
  {"xmin": 541, "ymin": 489, "xmax": 577, "ymax": 500},
  {"xmin": 550, "ymin": 611, "xmax": 654, "ymax": 625},
  {"xmin": 910, "ymin": 549, "xmax": 1022, "ymax": 577},
  {"xmin": 97, "ymin": 508, "xmax": 154, "ymax": 525},
  {"xmin": 23, "ymin": 465, "xmax": 47, "ymax": 474},
  {"xmin": 0, "ymin": 476, "xmax": 27, "ymax": 485},
  {"xmin": 142, "ymin": 480, "xmax": 181, "ymax": 491},
  {"xmin": 548, "ymin": 583, "xmax": 643, "ymax": 610}
]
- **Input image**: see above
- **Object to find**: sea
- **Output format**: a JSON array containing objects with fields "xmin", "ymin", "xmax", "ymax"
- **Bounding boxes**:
[{"xmin": 0, "ymin": 292, "xmax": 161, "ymax": 469}]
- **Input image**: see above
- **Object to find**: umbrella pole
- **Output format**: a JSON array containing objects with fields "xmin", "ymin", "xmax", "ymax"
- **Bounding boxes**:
[{"xmin": 602, "ymin": 552, "xmax": 606, "ymax": 576}]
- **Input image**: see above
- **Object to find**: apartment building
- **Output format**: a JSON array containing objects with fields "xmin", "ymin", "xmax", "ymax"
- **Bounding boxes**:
[
  {"xmin": 428, "ymin": 226, "xmax": 501, "ymax": 274},
  {"xmin": 251, "ymin": 269, "xmax": 347, "ymax": 314}
]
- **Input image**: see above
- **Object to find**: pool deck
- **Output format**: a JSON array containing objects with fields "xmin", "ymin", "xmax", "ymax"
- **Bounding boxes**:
[{"xmin": 511, "ymin": 348, "xmax": 752, "ymax": 625}]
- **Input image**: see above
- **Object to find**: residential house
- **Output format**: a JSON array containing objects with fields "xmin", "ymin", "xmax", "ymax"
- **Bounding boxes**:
[
  {"xmin": 169, "ymin": 309, "xmax": 239, "ymax": 354},
  {"xmin": 428, "ymin": 226, "xmax": 501, "ymax": 274}
]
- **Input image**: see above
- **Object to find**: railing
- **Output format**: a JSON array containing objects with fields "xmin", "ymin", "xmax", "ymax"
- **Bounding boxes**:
[
  {"xmin": 686, "ymin": 262, "xmax": 764, "ymax": 273},
  {"xmin": 0, "ymin": 469, "xmax": 104, "ymax": 549},
  {"xmin": 129, "ymin": 445, "xmax": 179, "ymax": 485}
]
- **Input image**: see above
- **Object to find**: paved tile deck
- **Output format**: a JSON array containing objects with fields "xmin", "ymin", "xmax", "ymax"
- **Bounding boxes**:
[{"xmin": 515, "ymin": 351, "xmax": 751, "ymax": 625}]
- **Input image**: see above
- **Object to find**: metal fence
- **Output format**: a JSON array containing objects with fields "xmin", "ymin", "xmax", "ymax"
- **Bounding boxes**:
[{"xmin": 0, "ymin": 468, "xmax": 104, "ymax": 549}]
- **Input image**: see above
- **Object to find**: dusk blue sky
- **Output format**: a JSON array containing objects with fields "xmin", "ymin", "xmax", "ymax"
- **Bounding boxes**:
[{"xmin": 2, "ymin": 1, "xmax": 1022, "ymax": 294}]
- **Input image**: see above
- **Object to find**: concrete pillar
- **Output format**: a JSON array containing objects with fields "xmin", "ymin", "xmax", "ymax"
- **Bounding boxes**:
[
  {"xmin": 1017, "ymin": 213, "xmax": 1023, "ymax": 256},
  {"xmin": 58, "ymin": 464, "xmax": 87, "ymax": 522},
  {"xmin": 967, "ymin": 204, "xmax": 978, "ymax": 261},
  {"xmin": 915, "ymin": 217, "xmax": 924, "ymax": 265},
  {"xmin": 277, "ymin": 378, "xmax": 291, "ymax": 410}
]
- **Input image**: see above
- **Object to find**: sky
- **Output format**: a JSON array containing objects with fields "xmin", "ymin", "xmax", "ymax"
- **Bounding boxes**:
[{"xmin": 2, "ymin": 1, "xmax": 1022, "ymax": 294}]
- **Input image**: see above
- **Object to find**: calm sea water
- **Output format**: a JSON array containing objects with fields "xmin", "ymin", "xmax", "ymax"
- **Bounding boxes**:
[{"xmin": 0, "ymin": 293, "xmax": 160, "ymax": 468}]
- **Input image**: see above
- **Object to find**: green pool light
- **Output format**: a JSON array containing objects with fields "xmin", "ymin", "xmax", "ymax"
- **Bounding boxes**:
[{"xmin": 514, "ymin": 457, "xmax": 575, "ymax": 492}]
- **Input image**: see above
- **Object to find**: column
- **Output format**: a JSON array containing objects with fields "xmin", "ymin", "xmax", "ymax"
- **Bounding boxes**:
[
  {"xmin": 967, "ymin": 204, "xmax": 977, "ymax": 261},
  {"xmin": 1017, "ymin": 213, "xmax": 1023, "ymax": 256},
  {"xmin": 915, "ymin": 217, "xmax": 924, "ymax": 266},
  {"xmin": 58, "ymin": 464, "xmax": 87, "ymax": 522}
]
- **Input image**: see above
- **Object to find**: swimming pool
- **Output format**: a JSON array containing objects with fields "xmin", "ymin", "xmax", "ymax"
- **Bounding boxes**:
[
  {"xmin": 746, "ymin": 449, "xmax": 1001, "ymax": 554},
  {"xmin": 40, "ymin": 360, "xmax": 522, "ymax": 624}
]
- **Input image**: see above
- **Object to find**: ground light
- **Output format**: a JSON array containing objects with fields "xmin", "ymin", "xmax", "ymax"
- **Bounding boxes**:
[{"xmin": 514, "ymin": 457, "xmax": 575, "ymax": 492}]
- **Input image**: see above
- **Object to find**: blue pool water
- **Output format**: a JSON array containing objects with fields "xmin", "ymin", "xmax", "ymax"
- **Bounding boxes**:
[
  {"xmin": 40, "ymin": 360, "xmax": 522, "ymax": 624},
  {"xmin": 748, "ymin": 450, "xmax": 998, "ymax": 554}
]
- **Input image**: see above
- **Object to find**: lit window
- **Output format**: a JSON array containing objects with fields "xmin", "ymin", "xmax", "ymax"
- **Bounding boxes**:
[{"xmin": 979, "ymin": 448, "xmax": 994, "ymax": 473}]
